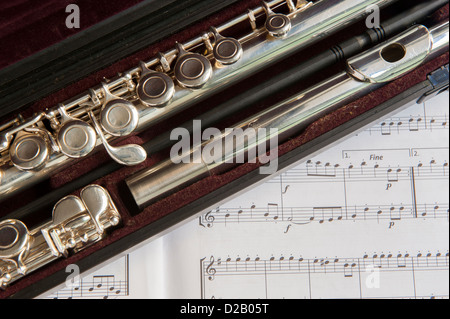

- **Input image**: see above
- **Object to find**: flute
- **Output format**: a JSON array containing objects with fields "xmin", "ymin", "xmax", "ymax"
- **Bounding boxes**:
[
  {"xmin": 6, "ymin": 0, "xmax": 446, "ymax": 221},
  {"xmin": 124, "ymin": 21, "xmax": 449, "ymax": 211},
  {"xmin": 0, "ymin": 0, "xmax": 396, "ymax": 201}
]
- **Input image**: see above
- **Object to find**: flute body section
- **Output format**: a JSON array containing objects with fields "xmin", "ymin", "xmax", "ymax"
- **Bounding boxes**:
[
  {"xmin": 0, "ymin": 0, "xmax": 395, "ymax": 200},
  {"xmin": 125, "ymin": 22, "xmax": 449, "ymax": 210},
  {"xmin": 0, "ymin": 185, "xmax": 121, "ymax": 289}
]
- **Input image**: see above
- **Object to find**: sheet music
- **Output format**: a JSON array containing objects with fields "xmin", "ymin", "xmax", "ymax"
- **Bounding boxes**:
[{"xmin": 41, "ymin": 91, "xmax": 449, "ymax": 299}]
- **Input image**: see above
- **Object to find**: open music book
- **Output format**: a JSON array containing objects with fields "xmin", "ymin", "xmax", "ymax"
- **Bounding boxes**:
[{"xmin": 41, "ymin": 91, "xmax": 449, "ymax": 299}]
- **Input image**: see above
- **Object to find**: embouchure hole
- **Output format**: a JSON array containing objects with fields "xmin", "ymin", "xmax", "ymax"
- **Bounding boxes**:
[{"xmin": 381, "ymin": 43, "xmax": 406, "ymax": 63}]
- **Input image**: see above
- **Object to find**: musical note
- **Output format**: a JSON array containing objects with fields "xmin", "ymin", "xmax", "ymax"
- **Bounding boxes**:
[
  {"xmin": 396, "ymin": 120, "xmax": 403, "ymax": 133},
  {"xmin": 250, "ymin": 204, "xmax": 255, "ymax": 218},
  {"xmin": 430, "ymin": 159, "xmax": 436, "ymax": 172},
  {"xmin": 433, "ymin": 205, "xmax": 440, "ymax": 219},
  {"xmin": 235, "ymin": 209, "xmax": 243, "ymax": 223},
  {"xmin": 224, "ymin": 211, "xmax": 231, "ymax": 226},
  {"xmin": 429, "ymin": 118, "xmax": 436, "ymax": 131}
]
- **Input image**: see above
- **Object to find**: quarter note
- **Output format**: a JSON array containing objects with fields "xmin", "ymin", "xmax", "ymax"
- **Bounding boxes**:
[
  {"xmin": 224, "ymin": 212, "xmax": 230, "ymax": 226},
  {"xmin": 237, "ymin": 209, "xmax": 243, "ymax": 223}
]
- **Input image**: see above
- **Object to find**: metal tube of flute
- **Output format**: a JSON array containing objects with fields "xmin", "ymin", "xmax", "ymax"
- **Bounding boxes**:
[
  {"xmin": 0, "ymin": 0, "xmax": 396, "ymax": 200},
  {"xmin": 125, "ymin": 22, "xmax": 449, "ymax": 211}
]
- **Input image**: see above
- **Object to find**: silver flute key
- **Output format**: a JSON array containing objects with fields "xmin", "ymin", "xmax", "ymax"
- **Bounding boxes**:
[
  {"xmin": 0, "ymin": 184, "xmax": 121, "ymax": 289},
  {"xmin": 9, "ymin": 130, "xmax": 50, "ymax": 171},
  {"xmin": 210, "ymin": 27, "xmax": 243, "ymax": 65},
  {"xmin": 262, "ymin": 1, "xmax": 292, "ymax": 37},
  {"xmin": 174, "ymin": 42, "xmax": 213, "ymax": 89},
  {"xmin": 99, "ymin": 82, "xmax": 139, "ymax": 137},
  {"xmin": 56, "ymin": 104, "xmax": 97, "ymax": 159},
  {"xmin": 136, "ymin": 59, "xmax": 175, "ymax": 107},
  {"xmin": 88, "ymin": 109, "xmax": 147, "ymax": 166}
]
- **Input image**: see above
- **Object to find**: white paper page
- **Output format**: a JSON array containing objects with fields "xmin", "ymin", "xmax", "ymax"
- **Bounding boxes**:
[{"xmin": 41, "ymin": 91, "xmax": 449, "ymax": 299}]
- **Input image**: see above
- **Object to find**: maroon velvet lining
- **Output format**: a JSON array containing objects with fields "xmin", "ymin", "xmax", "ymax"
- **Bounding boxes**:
[
  {"xmin": 0, "ymin": 2, "xmax": 448, "ymax": 299},
  {"xmin": 0, "ymin": 0, "xmax": 144, "ymax": 70}
]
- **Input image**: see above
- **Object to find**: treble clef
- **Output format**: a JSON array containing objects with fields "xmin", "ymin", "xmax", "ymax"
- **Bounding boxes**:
[
  {"xmin": 199, "ymin": 209, "xmax": 217, "ymax": 228},
  {"xmin": 206, "ymin": 256, "xmax": 216, "ymax": 281}
]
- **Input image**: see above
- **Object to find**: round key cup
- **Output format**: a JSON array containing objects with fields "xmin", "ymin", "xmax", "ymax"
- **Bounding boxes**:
[
  {"xmin": 9, "ymin": 132, "xmax": 49, "ymax": 171},
  {"xmin": 56, "ymin": 105, "xmax": 97, "ymax": 159},
  {"xmin": 262, "ymin": 2, "xmax": 291, "ymax": 38},
  {"xmin": 0, "ymin": 219, "xmax": 31, "ymax": 275},
  {"xmin": 136, "ymin": 61, "xmax": 175, "ymax": 107},
  {"xmin": 174, "ymin": 43, "xmax": 212, "ymax": 89},
  {"xmin": 211, "ymin": 27, "xmax": 243, "ymax": 65},
  {"xmin": 99, "ymin": 83, "xmax": 139, "ymax": 137}
]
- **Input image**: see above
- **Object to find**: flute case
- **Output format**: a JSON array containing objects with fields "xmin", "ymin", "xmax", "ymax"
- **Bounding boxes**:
[{"xmin": 0, "ymin": 0, "xmax": 448, "ymax": 298}]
